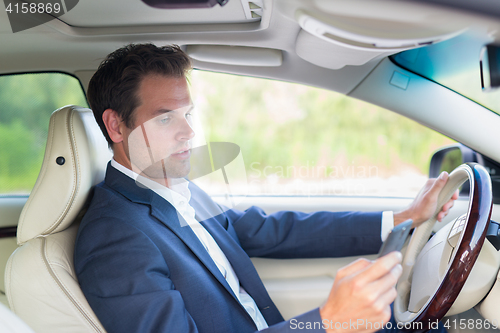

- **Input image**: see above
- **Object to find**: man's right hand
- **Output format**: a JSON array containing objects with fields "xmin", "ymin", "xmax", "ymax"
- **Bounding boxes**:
[{"xmin": 319, "ymin": 252, "xmax": 403, "ymax": 333}]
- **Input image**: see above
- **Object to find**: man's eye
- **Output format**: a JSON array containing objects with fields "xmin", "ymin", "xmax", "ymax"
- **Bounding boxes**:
[
  {"xmin": 159, "ymin": 117, "xmax": 171, "ymax": 124},
  {"xmin": 186, "ymin": 112, "xmax": 192, "ymax": 118}
]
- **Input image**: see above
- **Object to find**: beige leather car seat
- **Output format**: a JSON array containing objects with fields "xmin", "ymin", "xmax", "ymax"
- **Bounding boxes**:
[
  {"xmin": 0, "ymin": 302, "xmax": 35, "ymax": 333},
  {"xmin": 5, "ymin": 106, "xmax": 112, "ymax": 333}
]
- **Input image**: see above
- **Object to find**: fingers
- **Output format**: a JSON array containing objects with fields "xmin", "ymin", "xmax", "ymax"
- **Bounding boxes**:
[
  {"xmin": 336, "ymin": 258, "xmax": 373, "ymax": 279},
  {"xmin": 355, "ymin": 252, "xmax": 402, "ymax": 286},
  {"xmin": 437, "ymin": 211, "xmax": 446, "ymax": 222},
  {"xmin": 433, "ymin": 174, "xmax": 459, "ymax": 209},
  {"xmin": 363, "ymin": 258, "xmax": 402, "ymax": 324},
  {"xmin": 437, "ymin": 189, "xmax": 459, "ymax": 221},
  {"xmin": 442, "ymin": 200, "xmax": 454, "ymax": 212},
  {"xmin": 437, "ymin": 203, "xmax": 453, "ymax": 221},
  {"xmin": 372, "ymin": 288, "xmax": 397, "ymax": 323},
  {"xmin": 322, "ymin": 255, "xmax": 402, "ymax": 332},
  {"xmin": 366, "ymin": 261, "xmax": 402, "ymax": 308},
  {"xmin": 369, "ymin": 270, "xmax": 399, "ymax": 323},
  {"xmin": 351, "ymin": 255, "xmax": 402, "ymax": 321},
  {"xmin": 428, "ymin": 171, "xmax": 449, "ymax": 196}
]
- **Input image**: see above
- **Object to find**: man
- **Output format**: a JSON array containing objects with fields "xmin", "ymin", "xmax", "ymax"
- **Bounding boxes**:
[{"xmin": 75, "ymin": 43, "xmax": 457, "ymax": 333}]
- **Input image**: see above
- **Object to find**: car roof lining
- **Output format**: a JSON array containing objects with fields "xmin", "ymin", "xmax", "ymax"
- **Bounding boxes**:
[{"xmin": 0, "ymin": 0, "xmax": 382, "ymax": 95}]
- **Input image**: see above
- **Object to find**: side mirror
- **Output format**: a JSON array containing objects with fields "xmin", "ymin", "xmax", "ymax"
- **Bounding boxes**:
[
  {"xmin": 430, "ymin": 144, "xmax": 500, "ymax": 203},
  {"xmin": 429, "ymin": 144, "xmax": 478, "ymax": 196},
  {"xmin": 480, "ymin": 43, "xmax": 500, "ymax": 91},
  {"xmin": 429, "ymin": 144, "xmax": 478, "ymax": 177}
]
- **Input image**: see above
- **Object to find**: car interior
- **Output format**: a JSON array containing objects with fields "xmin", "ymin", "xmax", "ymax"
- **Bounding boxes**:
[{"xmin": 2, "ymin": 0, "xmax": 500, "ymax": 332}]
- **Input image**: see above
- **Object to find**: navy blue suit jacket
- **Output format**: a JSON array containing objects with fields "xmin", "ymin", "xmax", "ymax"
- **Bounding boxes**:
[{"xmin": 74, "ymin": 164, "xmax": 383, "ymax": 333}]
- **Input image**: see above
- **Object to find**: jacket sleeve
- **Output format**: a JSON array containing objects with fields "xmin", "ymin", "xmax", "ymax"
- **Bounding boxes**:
[
  {"xmin": 75, "ymin": 218, "xmax": 199, "ymax": 333},
  {"xmin": 225, "ymin": 207, "xmax": 383, "ymax": 259}
]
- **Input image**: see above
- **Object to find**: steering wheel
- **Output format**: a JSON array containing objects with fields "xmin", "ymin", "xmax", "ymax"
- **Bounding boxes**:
[{"xmin": 394, "ymin": 163, "xmax": 494, "ymax": 330}]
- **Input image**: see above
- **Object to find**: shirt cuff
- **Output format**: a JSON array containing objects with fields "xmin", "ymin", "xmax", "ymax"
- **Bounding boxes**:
[{"xmin": 381, "ymin": 211, "xmax": 394, "ymax": 242}]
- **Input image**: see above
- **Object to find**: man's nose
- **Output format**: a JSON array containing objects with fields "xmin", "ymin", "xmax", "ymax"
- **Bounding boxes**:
[{"xmin": 176, "ymin": 117, "xmax": 195, "ymax": 141}]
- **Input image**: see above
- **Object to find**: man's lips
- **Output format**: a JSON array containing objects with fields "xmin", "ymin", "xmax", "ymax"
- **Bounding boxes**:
[
  {"xmin": 171, "ymin": 149, "xmax": 191, "ymax": 159},
  {"xmin": 173, "ymin": 148, "xmax": 190, "ymax": 154}
]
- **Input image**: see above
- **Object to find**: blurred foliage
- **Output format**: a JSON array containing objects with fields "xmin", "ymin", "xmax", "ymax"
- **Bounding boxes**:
[
  {"xmin": 0, "ymin": 70, "xmax": 456, "ymax": 195},
  {"xmin": 0, "ymin": 73, "xmax": 87, "ymax": 194},
  {"xmin": 189, "ymin": 70, "xmax": 456, "ymax": 179}
]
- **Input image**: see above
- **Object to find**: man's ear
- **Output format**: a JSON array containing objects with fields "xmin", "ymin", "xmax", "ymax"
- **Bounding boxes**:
[{"xmin": 102, "ymin": 109, "xmax": 124, "ymax": 144}]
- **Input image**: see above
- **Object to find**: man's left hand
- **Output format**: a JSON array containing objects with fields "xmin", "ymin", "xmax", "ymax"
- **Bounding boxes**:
[{"xmin": 394, "ymin": 171, "xmax": 459, "ymax": 228}]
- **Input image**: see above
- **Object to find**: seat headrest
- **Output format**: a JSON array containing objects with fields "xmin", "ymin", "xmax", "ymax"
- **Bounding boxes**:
[{"xmin": 17, "ymin": 106, "xmax": 112, "ymax": 245}]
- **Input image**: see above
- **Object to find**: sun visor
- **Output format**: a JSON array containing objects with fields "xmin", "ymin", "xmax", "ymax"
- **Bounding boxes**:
[
  {"xmin": 295, "ymin": 30, "xmax": 391, "ymax": 70},
  {"xmin": 294, "ymin": 7, "xmax": 465, "ymax": 69},
  {"xmin": 186, "ymin": 45, "xmax": 282, "ymax": 67}
]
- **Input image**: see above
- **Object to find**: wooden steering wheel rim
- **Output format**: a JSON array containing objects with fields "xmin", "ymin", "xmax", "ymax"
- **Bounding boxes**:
[{"xmin": 395, "ymin": 163, "xmax": 493, "ymax": 331}]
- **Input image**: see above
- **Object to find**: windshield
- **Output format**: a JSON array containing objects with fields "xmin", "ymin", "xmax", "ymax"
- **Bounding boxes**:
[{"xmin": 391, "ymin": 30, "xmax": 500, "ymax": 115}]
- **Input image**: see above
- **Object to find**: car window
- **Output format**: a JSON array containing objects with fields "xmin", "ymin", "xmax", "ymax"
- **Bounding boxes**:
[
  {"xmin": 0, "ymin": 73, "xmax": 87, "ymax": 195},
  {"xmin": 189, "ymin": 70, "xmax": 456, "ymax": 198},
  {"xmin": 392, "ymin": 32, "xmax": 500, "ymax": 116}
]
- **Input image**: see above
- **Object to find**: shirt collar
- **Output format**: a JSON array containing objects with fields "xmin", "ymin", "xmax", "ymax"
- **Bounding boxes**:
[{"xmin": 110, "ymin": 159, "xmax": 191, "ymax": 206}]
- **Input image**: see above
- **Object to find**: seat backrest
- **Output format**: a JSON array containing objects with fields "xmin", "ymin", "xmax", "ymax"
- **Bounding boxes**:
[
  {"xmin": 0, "ymin": 302, "xmax": 35, "ymax": 333},
  {"xmin": 5, "ymin": 106, "xmax": 112, "ymax": 333}
]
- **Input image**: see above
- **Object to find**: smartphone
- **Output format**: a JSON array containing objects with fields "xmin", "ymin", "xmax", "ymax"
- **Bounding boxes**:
[{"xmin": 378, "ymin": 219, "xmax": 413, "ymax": 258}]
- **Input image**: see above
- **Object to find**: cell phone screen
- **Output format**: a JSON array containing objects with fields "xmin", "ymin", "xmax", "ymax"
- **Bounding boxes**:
[{"xmin": 378, "ymin": 219, "xmax": 413, "ymax": 258}]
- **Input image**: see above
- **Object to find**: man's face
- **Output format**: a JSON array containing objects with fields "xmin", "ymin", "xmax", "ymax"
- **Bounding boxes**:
[{"xmin": 123, "ymin": 74, "xmax": 195, "ymax": 181}]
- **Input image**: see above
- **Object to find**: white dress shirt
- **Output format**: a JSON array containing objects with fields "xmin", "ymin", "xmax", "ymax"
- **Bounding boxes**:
[
  {"xmin": 381, "ymin": 211, "xmax": 394, "ymax": 242},
  {"xmin": 111, "ymin": 160, "xmax": 269, "ymax": 330}
]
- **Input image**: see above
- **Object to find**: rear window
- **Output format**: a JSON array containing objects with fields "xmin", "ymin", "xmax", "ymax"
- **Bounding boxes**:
[{"xmin": 0, "ymin": 73, "xmax": 88, "ymax": 195}]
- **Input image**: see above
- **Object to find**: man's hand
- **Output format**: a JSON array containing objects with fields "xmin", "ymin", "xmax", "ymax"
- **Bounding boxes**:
[
  {"xmin": 319, "ymin": 252, "xmax": 402, "ymax": 333},
  {"xmin": 394, "ymin": 171, "xmax": 459, "ymax": 228}
]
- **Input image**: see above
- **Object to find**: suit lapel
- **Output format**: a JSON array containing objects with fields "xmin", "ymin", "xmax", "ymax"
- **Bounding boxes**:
[
  {"xmin": 104, "ymin": 164, "xmax": 240, "ymax": 303},
  {"xmin": 149, "ymin": 195, "xmax": 243, "ymax": 300},
  {"xmin": 198, "ymin": 217, "xmax": 284, "ymax": 325},
  {"xmin": 105, "ymin": 164, "xmax": 283, "ymax": 325},
  {"xmin": 188, "ymin": 185, "xmax": 284, "ymax": 325}
]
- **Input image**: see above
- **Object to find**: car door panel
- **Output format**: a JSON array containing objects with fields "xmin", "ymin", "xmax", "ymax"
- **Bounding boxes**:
[{"xmin": 0, "ymin": 196, "xmax": 26, "ymax": 308}]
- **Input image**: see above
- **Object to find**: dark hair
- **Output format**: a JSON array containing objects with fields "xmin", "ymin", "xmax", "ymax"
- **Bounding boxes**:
[{"xmin": 87, "ymin": 43, "xmax": 192, "ymax": 145}]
